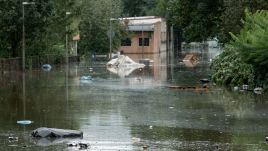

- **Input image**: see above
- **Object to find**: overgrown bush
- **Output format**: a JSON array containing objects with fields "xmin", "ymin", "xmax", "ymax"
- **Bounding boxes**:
[
  {"xmin": 210, "ymin": 46, "xmax": 254, "ymax": 86},
  {"xmin": 211, "ymin": 9, "xmax": 268, "ymax": 89},
  {"xmin": 230, "ymin": 9, "xmax": 268, "ymax": 89}
]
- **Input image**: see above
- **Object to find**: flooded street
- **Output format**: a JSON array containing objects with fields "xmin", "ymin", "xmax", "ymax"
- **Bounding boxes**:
[{"xmin": 0, "ymin": 51, "xmax": 268, "ymax": 151}]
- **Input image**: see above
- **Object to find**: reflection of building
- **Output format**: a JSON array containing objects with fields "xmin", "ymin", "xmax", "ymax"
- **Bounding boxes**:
[
  {"xmin": 72, "ymin": 34, "xmax": 80, "ymax": 56},
  {"xmin": 125, "ymin": 53, "xmax": 167, "ymax": 84},
  {"xmin": 183, "ymin": 54, "xmax": 199, "ymax": 67},
  {"xmin": 119, "ymin": 16, "xmax": 166, "ymax": 54}
]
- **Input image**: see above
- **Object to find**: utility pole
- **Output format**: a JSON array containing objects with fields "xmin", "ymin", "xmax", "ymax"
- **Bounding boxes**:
[
  {"xmin": 22, "ymin": 1, "xmax": 35, "ymax": 71},
  {"xmin": 109, "ymin": 18, "xmax": 112, "ymax": 59},
  {"xmin": 142, "ymin": 23, "xmax": 144, "ymax": 59},
  {"xmin": 65, "ymin": 12, "xmax": 71, "ymax": 65},
  {"xmin": 22, "ymin": 1, "xmax": 35, "ymax": 122}
]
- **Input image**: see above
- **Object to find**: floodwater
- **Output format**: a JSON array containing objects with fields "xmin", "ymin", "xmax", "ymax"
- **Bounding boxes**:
[{"xmin": 0, "ymin": 49, "xmax": 268, "ymax": 151}]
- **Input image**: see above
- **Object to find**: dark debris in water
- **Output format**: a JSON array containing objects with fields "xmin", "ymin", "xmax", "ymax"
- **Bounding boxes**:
[
  {"xmin": 167, "ymin": 141, "xmax": 244, "ymax": 151},
  {"xmin": 67, "ymin": 142, "xmax": 90, "ymax": 150},
  {"xmin": 8, "ymin": 136, "xmax": 18, "ymax": 142}
]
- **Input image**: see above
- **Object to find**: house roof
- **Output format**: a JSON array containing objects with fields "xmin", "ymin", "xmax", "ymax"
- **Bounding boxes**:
[
  {"xmin": 116, "ymin": 16, "xmax": 164, "ymax": 32},
  {"xmin": 120, "ymin": 16, "xmax": 163, "ymax": 25},
  {"xmin": 127, "ymin": 25, "xmax": 154, "ymax": 31}
]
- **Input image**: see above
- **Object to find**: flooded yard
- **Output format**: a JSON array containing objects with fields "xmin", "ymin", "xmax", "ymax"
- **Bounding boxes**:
[{"xmin": 0, "ymin": 52, "xmax": 268, "ymax": 151}]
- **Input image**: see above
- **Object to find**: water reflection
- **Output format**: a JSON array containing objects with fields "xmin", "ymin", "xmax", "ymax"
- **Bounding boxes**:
[{"xmin": 0, "ymin": 48, "xmax": 268, "ymax": 150}]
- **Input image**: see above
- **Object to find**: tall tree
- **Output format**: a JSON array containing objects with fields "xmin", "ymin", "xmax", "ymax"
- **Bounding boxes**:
[
  {"xmin": 167, "ymin": 0, "xmax": 224, "ymax": 42},
  {"xmin": 219, "ymin": 0, "xmax": 268, "ymax": 43},
  {"xmin": 122, "ymin": 0, "xmax": 146, "ymax": 17},
  {"xmin": 28, "ymin": 0, "xmax": 81, "ymax": 56},
  {"xmin": 0, "ymin": 0, "xmax": 80, "ymax": 58},
  {"xmin": 78, "ymin": 0, "xmax": 125, "ymax": 55},
  {"xmin": 154, "ymin": 0, "xmax": 169, "ymax": 17},
  {"xmin": 0, "ymin": 0, "xmax": 53, "ymax": 57},
  {"xmin": 229, "ymin": 9, "xmax": 268, "ymax": 88}
]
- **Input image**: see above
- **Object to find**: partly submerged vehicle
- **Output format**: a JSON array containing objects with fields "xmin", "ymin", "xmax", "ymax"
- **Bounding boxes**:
[{"xmin": 106, "ymin": 55, "xmax": 145, "ymax": 77}]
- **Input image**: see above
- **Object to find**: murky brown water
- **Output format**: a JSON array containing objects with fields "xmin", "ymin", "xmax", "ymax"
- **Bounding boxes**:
[{"xmin": 0, "ymin": 51, "xmax": 268, "ymax": 151}]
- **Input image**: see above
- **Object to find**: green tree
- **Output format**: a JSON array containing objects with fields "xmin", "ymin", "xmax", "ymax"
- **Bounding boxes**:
[
  {"xmin": 219, "ymin": 0, "xmax": 268, "ymax": 43},
  {"xmin": 0, "ymin": 0, "xmax": 80, "ymax": 58},
  {"xmin": 210, "ymin": 46, "xmax": 254, "ymax": 86},
  {"xmin": 229, "ymin": 9, "xmax": 268, "ymax": 88},
  {"xmin": 31, "ymin": 0, "xmax": 81, "ymax": 56},
  {"xmin": 0, "ymin": 0, "xmax": 53, "ymax": 57},
  {"xmin": 167, "ymin": 0, "xmax": 223, "ymax": 42},
  {"xmin": 122, "ymin": 0, "xmax": 146, "ymax": 17},
  {"xmin": 78, "ymin": 0, "xmax": 125, "ymax": 55},
  {"xmin": 154, "ymin": 0, "xmax": 169, "ymax": 17}
]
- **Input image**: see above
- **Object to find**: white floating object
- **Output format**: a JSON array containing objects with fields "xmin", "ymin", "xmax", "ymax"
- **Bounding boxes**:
[
  {"xmin": 254, "ymin": 87, "xmax": 264, "ymax": 95},
  {"xmin": 16, "ymin": 120, "xmax": 33, "ymax": 125},
  {"xmin": 242, "ymin": 84, "xmax": 249, "ymax": 90},
  {"xmin": 42, "ymin": 64, "xmax": 52, "ymax": 71},
  {"xmin": 80, "ymin": 76, "xmax": 93, "ymax": 80},
  {"xmin": 132, "ymin": 137, "xmax": 141, "ymax": 143},
  {"xmin": 233, "ymin": 86, "xmax": 239, "ymax": 91},
  {"xmin": 106, "ymin": 55, "xmax": 145, "ymax": 78}
]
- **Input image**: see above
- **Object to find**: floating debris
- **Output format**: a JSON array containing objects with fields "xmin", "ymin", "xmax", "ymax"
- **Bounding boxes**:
[
  {"xmin": 254, "ymin": 87, "xmax": 264, "ymax": 95},
  {"xmin": 143, "ymin": 145, "xmax": 149, "ymax": 150},
  {"xmin": 67, "ymin": 142, "xmax": 90, "ymax": 150},
  {"xmin": 42, "ymin": 64, "xmax": 52, "ymax": 71},
  {"xmin": 132, "ymin": 137, "xmax": 141, "ymax": 143},
  {"xmin": 149, "ymin": 125, "xmax": 153, "ymax": 129},
  {"xmin": 16, "ymin": 120, "xmax": 33, "ymax": 125},
  {"xmin": 67, "ymin": 142, "xmax": 78, "ymax": 147},
  {"xmin": 183, "ymin": 54, "xmax": 199, "ymax": 67},
  {"xmin": 79, "ymin": 142, "xmax": 89, "ymax": 150},
  {"xmin": 167, "ymin": 85, "xmax": 208, "ymax": 92},
  {"xmin": 106, "ymin": 55, "xmax": 145, "ymax": 77},
  {"xmin": 200, "ymin": 78, "xmax": 210, "ymax": 84},
  {"xmin": 8, "ymin": 136, "xmax": 18, "ymax": 142},
  {"xmin": 8, "ymin": 144, "xmax": 18, "ymax": 147},
  {"xmin": 233, "ymin": 86, "xmax": 239, "ymax": 91},
  {"xmin": 80, "ymin": 76, "xmax": 93, "ymax": 81},
  {"xmin": 32, "ymin": 127, "xmax": 83, "ymax": 138},
  {"xmin": 242, "ymin": 84, "xmax": 249, "ymax": 90}
]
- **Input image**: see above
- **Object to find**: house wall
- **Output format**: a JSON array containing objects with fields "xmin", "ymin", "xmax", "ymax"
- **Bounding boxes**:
[
  {"xmin": 120, "ymin": 32, "xmax": 153, "ymax": 54},
  {"xmin": 119, "ymin": 21, "xmax": 164, "ymax": 54}
]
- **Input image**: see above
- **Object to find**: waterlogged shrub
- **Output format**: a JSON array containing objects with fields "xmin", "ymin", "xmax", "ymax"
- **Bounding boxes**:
[
  {"xmin": 229, "ymin": 9, "xmax": 268, "ymax": 89},
  {"xmin": 212, "ymin": 9, "xmax": 268, "ymax": 89},
  {"xmin": 210, "ymin": 47, "xmax": 254, "ymax": 86}
]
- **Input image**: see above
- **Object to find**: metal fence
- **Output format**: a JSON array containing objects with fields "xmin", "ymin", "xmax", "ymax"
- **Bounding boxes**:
[{"xmin": 0, "ymin": 55, "xmax": 80, "ymax": 71}]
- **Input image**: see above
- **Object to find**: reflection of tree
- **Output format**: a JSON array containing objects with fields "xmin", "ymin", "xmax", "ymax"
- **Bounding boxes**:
[
  {"xmin": 121, "ymin": 86, "xmax": 268, "ymax": 150},
  {"xmin": 0, "ymin": 69, "xmax": 80, "ymax": 131},
  {"xmin": 0, "ymin": 71, "xmax": 23, "ymax": 130},
  {"xmin": 171, "ymin": 64, "xmax": 210, "ymax": 85},
  {"xmin": 131, "ymin": 126, "xmax": 231, "ymax": 142},
  {"xmin": 208, "ymin": 88, "xmax": 268, "ymax": 151},
  {"xmin": 130, "ymin": 126, "xmax": 235, "ymax": 150},
  {"xmin": 208, "ymin": 88, "xmax": 255, "ymax": 119}
]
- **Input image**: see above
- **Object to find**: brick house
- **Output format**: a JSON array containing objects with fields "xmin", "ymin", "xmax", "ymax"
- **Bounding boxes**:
[{"xmin": 119, "ymin": 16, "xmax": 166, "ymax": 54}]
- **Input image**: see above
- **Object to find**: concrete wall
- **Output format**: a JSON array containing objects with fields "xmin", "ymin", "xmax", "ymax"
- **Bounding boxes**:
[{"xmin": 119, "ymin": 21, "xmax": 165, "ymax": 54}]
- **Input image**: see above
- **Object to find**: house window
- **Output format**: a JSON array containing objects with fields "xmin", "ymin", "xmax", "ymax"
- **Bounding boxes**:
[
  {"xmin": 121, "ymin": 38, "xmax": 131, "ymax": 46},
  {"xmin": 139, "ymin": 38, "xmax": 150, "ymax": 46}
]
